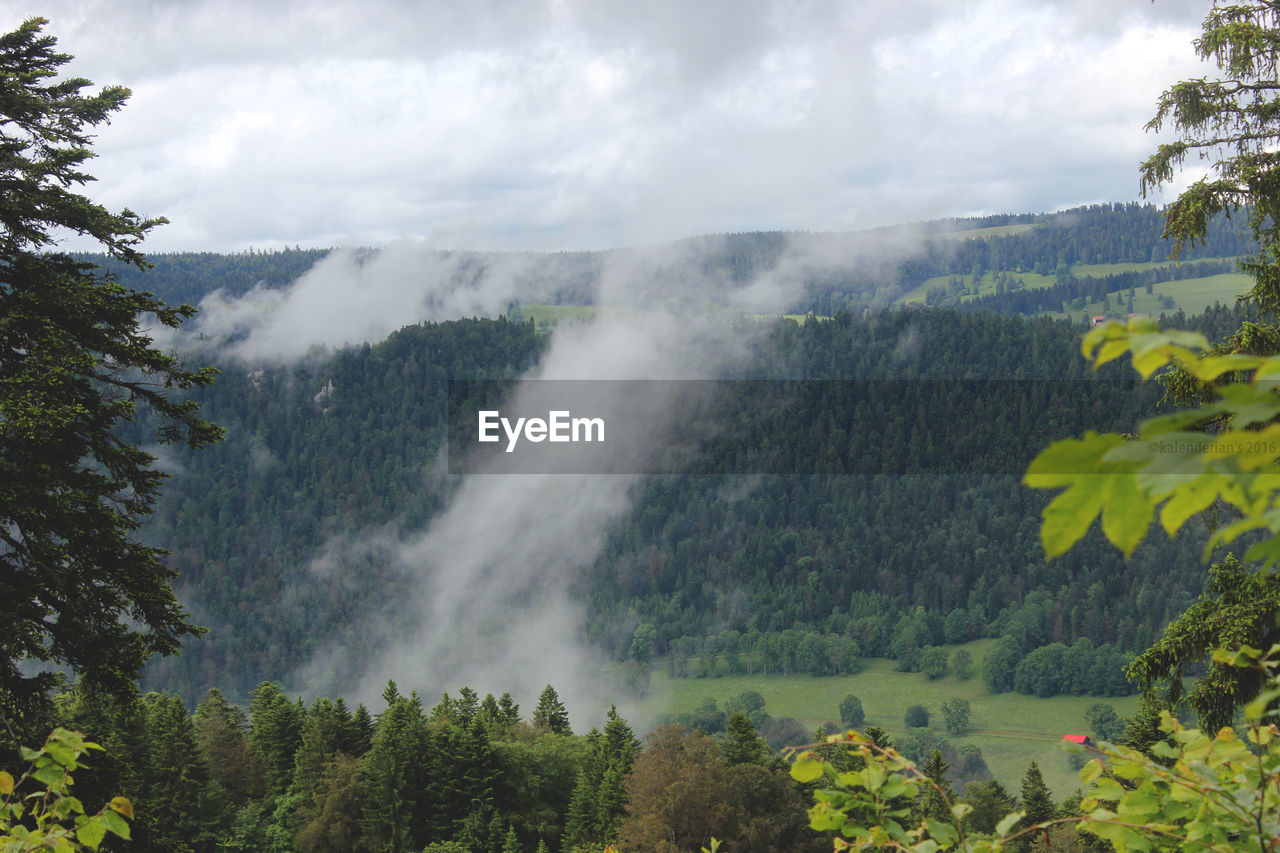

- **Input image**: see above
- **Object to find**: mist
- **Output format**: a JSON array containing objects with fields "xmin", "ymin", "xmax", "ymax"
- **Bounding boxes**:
[{"xmin": 175, "ymin": 228, "xmax": 928, "ymax": 722}]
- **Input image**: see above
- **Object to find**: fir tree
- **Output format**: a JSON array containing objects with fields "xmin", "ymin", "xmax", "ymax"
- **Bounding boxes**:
[
  {"xmin": 248, "ymin": 682, "xmax": 303, "ymax": 797},
  {"xmin": 533, "ymin": 685, "xmax": 570, "ymax": 735},
  {"xmin": 721, "ymin": 712, "xmax": 770, "ymax": 766},
  {"xmin": 0, "ymin": 16, "xmax": 222, "ymax": 735},
  {"xmin": 1019, "ymin": 760, "xmax": 1055, "ymax": 824},
  {"xmin": 915, "ymin": 749, "xmax": 956, "ymax": 824},
  {"xmin": 502, "ymin": 824, "xmax": 521, "ymax": 853}
]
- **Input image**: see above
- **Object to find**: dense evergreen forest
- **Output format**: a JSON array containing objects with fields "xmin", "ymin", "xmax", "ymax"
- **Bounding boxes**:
[
  {"xmin": 44, "ymin": 673, "xmax": 1072, "ymax": 853},
  {"xmin": 42, "ymin": 200, "xmax": 1258, "ymax": 852},
  {"xmin": 78, "ymin": 202, "xmax": 1253, "ymax": 317},
  {"xmin": 98, "ymin": 201, "xmax": 1265, "ymax": 709},
  {"xmin": 121, "ymin": 302, "xmax": 1256, "ymax": 706}
]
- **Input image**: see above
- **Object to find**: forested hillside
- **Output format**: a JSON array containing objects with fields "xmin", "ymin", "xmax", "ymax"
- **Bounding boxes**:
[
  {"xmin": 78, "ymin": 202, "xmax": 1254, "ymax": 318},
  {"xmin": 128, "ymin": 301, "xmax": 1259, "ymax": 704}
]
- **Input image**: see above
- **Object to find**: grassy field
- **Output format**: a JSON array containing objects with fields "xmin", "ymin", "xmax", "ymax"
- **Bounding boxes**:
[
  {"xmin": 899, "ymin": 257, "xmax": 1241, "ymax": 307},
  {"xmin": 900, "ymin": 270, "xmax": 1059, "ymax": 304},
  {"xmin": 633, "ymin": 640, "xmax": 1137, "ymax": 797},
  {"xmin": 1043, "ymin": 273, "xmax": 1252, "ymax": 323},
  {"xmin": 519, "ymin": 303, "xmax": 600, "ymax": 330}
]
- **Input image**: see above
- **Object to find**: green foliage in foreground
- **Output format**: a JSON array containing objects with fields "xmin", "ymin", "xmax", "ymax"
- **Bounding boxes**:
[
  {"xmin": 789, "ymin": 645, "xmax": 1280, "ymax": 852},
  {"xmin": 0, "ymin": 728, "xmax": 132, "ymax": 851}
]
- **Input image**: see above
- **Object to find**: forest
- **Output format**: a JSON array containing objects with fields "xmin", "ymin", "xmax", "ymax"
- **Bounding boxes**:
[
  {"xmin": 119, "ymin": 302, "xmax": 1256, "ymax": 707},
  {"xmin": 5, "ymin": 202, "xmax": 1265, "ymax": 853},
  {"xmin": 11, "ymin": 2, "xmax": 1280, "ymax": 849},
  {"xmin": 33, "ymin": 661, "xmax": 1093, "ymax": 852},
  {"xmin": 76, "ymin": 201, "xmax": 1252, "ymax": 318}
]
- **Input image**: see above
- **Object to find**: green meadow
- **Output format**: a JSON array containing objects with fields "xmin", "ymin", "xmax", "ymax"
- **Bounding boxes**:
[
  {"xmin": 518, "ymin": 303, "xmax": 600, "ymax": 329},
  {"xmin": 900, "ymin": 270, "xmax": 1059, "ymax": 304},
  {"xmin": 1044, "ymin": 273, "xmax": 1252, "ymax": 322},
  {"xmin": 634, "ymin": 640, "xmax": 1139, "ymax": 798},
  {"xmin": 899, "ymin": 257, "xmax": 1243, "ymax": 308}
]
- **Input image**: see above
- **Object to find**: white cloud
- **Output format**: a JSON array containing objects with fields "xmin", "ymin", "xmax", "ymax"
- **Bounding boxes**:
[{"xmin": 4, "ymin": 0, "xmax": 1209, "ymax": 253}]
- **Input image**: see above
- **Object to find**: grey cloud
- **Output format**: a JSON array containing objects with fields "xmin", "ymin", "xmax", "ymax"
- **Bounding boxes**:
[{"xmin": 3, "ymin": 2, "xmax": 1213, "ymax": 259}]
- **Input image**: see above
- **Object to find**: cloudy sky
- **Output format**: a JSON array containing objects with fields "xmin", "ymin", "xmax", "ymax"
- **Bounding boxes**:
[{"xmin": 8, "ymin": 0, "xmax": 1210, "ymax": 254}]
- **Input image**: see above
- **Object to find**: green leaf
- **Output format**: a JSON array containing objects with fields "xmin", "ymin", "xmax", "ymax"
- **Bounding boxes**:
[
  {"xmin": 994, "ymin": 810, "xmax": 1025, "ymax": 837},
  {"xmin": 790, "ymin": 752, "xmax": 824, "ymax": 783},
  {"xmin": 76, "ymin": 817, "xmax": 107, "ymax": 849},
  {"xmin": 1079, "ymin": 759, "xmax": 1103, "ymax": 786},
  {"xmin": 1184, "ymin": 353, "xmax": 1262, "ymax": 381},
  {"xmin": 1117, "ymin": 785, "xmax": 1160, "ymax": 816},
  {"xmin": 0, "ymin": 771, "xmax": 11, "ymax": 796},
  {"xmin": 1215, "ymin": 383, "xmax": 1280, "ymax": 427},
  {"xmin": 1138, "ymin": 409, "xmax": 1224, "ymax": 436},
  {"xmin": 924, "ymin": 818, "xmax": 959, "ymax": 845},
  {"xmin": 101, "ymin": 808, "xmax": 130, "ymax": 840},
  {"xmin": 107, "ymin": 796, "xmax": 132, "ymax": 821},
  {"xmin": 1159, "ymin": 473, "xmax": 1226, "ymax": 536},
  {"xmin": 1244, "ymin": 684, "xmax": 1280, "ymax": 720},
  {"xmin": 1241, "ymin": 535, "xmax": 1280, "ymax": 570},
  {"xmin": 1101, "ymin": 473, "xmax": 1155, "ymax": 558},
  {"xmin": 1040, "ymin": 482, "xmax": 1105, "ymax": 558},
  {"xmin": 808, "ymin": 802, "xmax": 845, "ymax": 832},
  {"xmin": 1024, "ymin": 432, "xmax": 1125, "ymax": 488},
  {"xmin": 32, "ymin": 763, "xmax": 65, "ymax": 788},
  {"xmin": 1091, "ymin": 777, "xmax": 1125, "ymax": 802}
]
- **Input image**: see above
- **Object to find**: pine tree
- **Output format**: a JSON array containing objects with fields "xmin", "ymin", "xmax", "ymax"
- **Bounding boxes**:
[
  {"xmin": 455, "ymin": 686, "xmax": 480, "ymax": 724},
  {"xmin": 1016, "ymin": 759, "xmax": 1056, "ymax": 848},
  {"xmin": 477, "ymin": 693, "xmax": 503, "ymax": 735},
  {"xmin": 1020, "ymin": 761, "xmax": 1054, "ymax": 823},
  {"xmin": 721, "ymin": 712, "xmax": 769, "ymax": 766},
  {"xmin": 602, "ymin": 706, "xmax": 638, "ymax": 768},
  {"xmin": 497, "ymin": 693, "xmax": 521, "ymax": 728},
  {"xmin": 532, "ymin": 685, "xmax": 570, "ymax": 735},
  {"xmin": 0, "ymin": 16, "xmax": 222, "ymax": 736},
  {"xmin": 915, "ymin": 749, "xmax": 956, "ymax": 824},
  {"xmin": 141, "ymin": 692, "xmax": 212, "ymax": 851},
  {"xmin": 291, "ymin": 698, "xmax": 346, "ymax": 800},
  {"xmin": 348, "ymin": 704, "xmax": 375, "ymax": 757},
  {"xmin": 595, "ymin": 763, "xmax": 628, "ymax": 847},
  {"xmin": 962, "ymin": 779, "xmax": 1017, "ymax": 835},
  {"xmin": 360, "ymin": 688, "xmax": 427, "ymax": 853},
  {"xmin": 863, "ymin": 726, "xmax": 893, "ymax": 750},
  {"xmin": 248, "ymin": 682, "xmax": 303, "ymax": 797},
  {"xmin": 562, "ymin": 769, "xmax": 598, "ymax": 849},
  {"xmin": 193, "ymin": 688, "xmax": 263, "ymax": 806}
]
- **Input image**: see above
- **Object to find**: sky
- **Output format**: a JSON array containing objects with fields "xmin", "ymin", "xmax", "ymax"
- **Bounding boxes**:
[{"xmin": 7, "ymin": 0, "xmax": 1212, "ymax": 254}]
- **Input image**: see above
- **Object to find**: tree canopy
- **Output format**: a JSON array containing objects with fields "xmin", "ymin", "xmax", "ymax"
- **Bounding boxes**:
[
  {"xmin": 1141, "ymin": 0, "xmax": 1280, "ymax": 312},
  {"xmin": 0, "ymin": 17, "xmax": 220, "ymax": 738}
]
